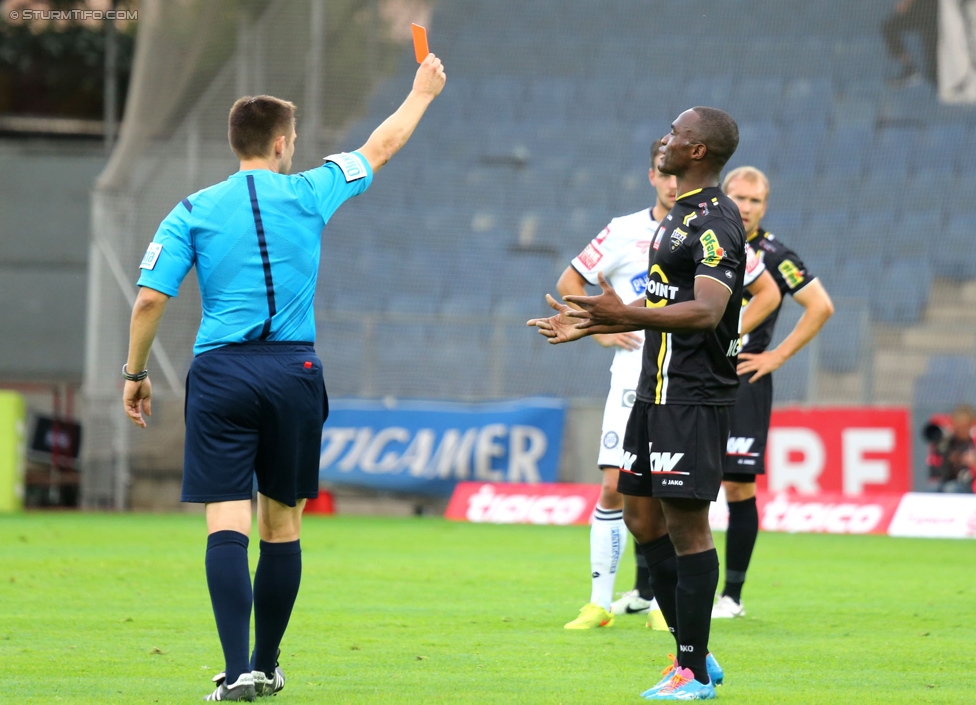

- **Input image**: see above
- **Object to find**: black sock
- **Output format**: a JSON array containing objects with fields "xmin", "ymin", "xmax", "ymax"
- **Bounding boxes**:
[
  {"xmin": 252, "ymin": 540, "xmax": 302, "ymax": 676},
  {"xmin": 634, "ymin": 549, "xmax": 654, "ymax": 600},
  {"xmin": 723, "ymin": 497, "xmax": 758, "ymax": 603},
  {"xmin": 675, "ymin": 549, "xmax": 719, "ymax": 685},
  {"xmin": 637, "ymin": 535, "xmax": 678, "ymax": 648},
  {"xmin": 206, "ymin": 531, "xmax": 252, "ymax": 684}
]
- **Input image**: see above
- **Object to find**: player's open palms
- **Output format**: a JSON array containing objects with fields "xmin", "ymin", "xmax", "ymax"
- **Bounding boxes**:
[
  {"xmin": 527, "ymin": 294, "xmax": 589, "ymax": 344},
  {"xmin": 563, "ymin": 272, "xmax": 630, "ymax": 330}
]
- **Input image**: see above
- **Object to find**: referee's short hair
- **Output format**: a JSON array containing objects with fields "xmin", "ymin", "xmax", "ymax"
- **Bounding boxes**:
[
  {"xmin": 228, "ymin": 95, "xmax": 297, "ymax": 160},
  {"xmin": 691, "ymin": 107, "xmax": 739, "ymax": 170},
  {"xmin": 722, "ymin": 166, "xmax": 771, "ymax": 200}
]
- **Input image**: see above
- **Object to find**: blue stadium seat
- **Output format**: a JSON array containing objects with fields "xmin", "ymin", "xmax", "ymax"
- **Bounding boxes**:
[
  {"xmin": 818, "ymin": 300, "xmax": 868, "ymax": 374},
  {"xmin": 890, "ymin": 210, "xmax": 940, "ymax": 259},
  {"xmin": 865, "ymin": 127, "xmax": 920, "ymax": 177},
  {"xmin": 855, "ymin": 173, "xmax": 905, "ymax": 211},
  {"xmin": 819, "ymin": 125, "xmax": 872, "ymax": 176},
  {"xmin": 849, "ymin": 211, "xmax": 895, "ymax": 258},
  {"xmin": 525, "ymin": 78, "xmax": 575, "ymax": 124},
  {"xmin": 769, "ymin": 303, "xmax": 811, "ymax": 403},
  {"xmin": 925, "ymin": 355, "xmax": 976, "ymax": 377},
  {"xmin": 912, "ymin": 124, "xmax": 967, "ymax": 173},
  {"xmin": 933, "ymin": 214, "xmax": 976, "ymax": 280},
  {"xmin": 825, "ymin": 256, "xmax": 878, "ymax": 301},
  {"xmin": 769, "ymin": 120, "xmax": 825, "ymax": 178},
  {"xmin": 768, "ymin": 175, "xmax": 815, "ymax": 212},
  {"xmin": 786, "ymin": 211, "xmax": 850, "ymax": 276},
  {"xmin": 913, "ymin": 372, "xmax": 976, "ymax": 407},
  {"xmin": 836, "ymin": 79, "xmax": 884, "ymax": 102},
  {"xmin": 879, "ymin": 87, "xmax": 936, "ymax": 123},
  {"xmin": 762, "ymin": 209, "xmax": 805, "ymax": 238},
  {"xmin": 681, "ymin": 77, "xmax": 733, "ymax": 110},
  {"xmin": 316, "ymin": 320, "xmax": 368, "ymax": 395},
  {"xmin": 831, "ymin": 97, "xmax": 878, "ymax": 128},
  {"xmin": 870, "ymin": 258, "xmax": 930, "ymax": 324},
  {"xmin": 727, "ymin": 78, "xmax": 784, "ymax": 121},
  {"xmin": 810, "ymin": 175, "xmax": 860, "ymax": 213},
  {"xmin": 781, "ymin": 77, "xmax": 833, "ymax": 122}
]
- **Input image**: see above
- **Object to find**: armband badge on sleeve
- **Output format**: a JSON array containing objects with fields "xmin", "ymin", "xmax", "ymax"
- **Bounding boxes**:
[
  {"xmin": 324, "ymin": 153, "xmax": 367, "ymax": 182},
  {"xmin": 139, "ymin": 243, "xmax": 162, "ymax": 270}
]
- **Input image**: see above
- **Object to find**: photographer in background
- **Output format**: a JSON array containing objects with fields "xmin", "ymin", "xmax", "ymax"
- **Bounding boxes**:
[{"xmin": 924, "ymin": 404, "xmax": 976, "ymax": 493}]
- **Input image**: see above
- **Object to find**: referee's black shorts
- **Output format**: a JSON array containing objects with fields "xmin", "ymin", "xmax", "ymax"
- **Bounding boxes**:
[
  {"xmin": 722, "ymin": 372, "xmax": 773, "ymax": 480},
  {"xmin": 616, "ymin": 400, "xmax": 731, "ymax": 502},
  {"xmin": 181, "ymin": 341, "xmax": 327, "ymax": 506}
]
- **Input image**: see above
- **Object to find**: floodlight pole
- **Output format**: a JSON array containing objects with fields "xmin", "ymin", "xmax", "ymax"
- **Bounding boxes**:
[
  {"xmin": 104, "ymin": 0, "xmax": 118, "ymax": 152},
  {"xmin": 304, "ymin": 0, "xmax": 325, "ymax": 164}
]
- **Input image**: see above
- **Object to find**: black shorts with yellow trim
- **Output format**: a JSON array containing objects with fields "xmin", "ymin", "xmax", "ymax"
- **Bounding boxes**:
[
  {"xmin": 722, "ymin": 372, "xmax": 773, "ymax": 477},
  {"xmin": 616, "ymin": 400, "xmax": 731, "ymax": 501}
]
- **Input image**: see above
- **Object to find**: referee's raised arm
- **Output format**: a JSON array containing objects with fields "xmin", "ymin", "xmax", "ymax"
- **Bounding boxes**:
[{"xmin": 357, "ymin": 53, "xmax": 446, "ymax": 173}]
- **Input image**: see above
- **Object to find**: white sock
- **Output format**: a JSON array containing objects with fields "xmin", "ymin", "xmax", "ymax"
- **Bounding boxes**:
[{"xmin": 589, "ymin": 505, "xmax": 624, "ymax": 611}]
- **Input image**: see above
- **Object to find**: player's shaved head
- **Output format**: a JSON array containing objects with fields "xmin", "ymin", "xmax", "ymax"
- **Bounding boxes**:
[
  {"xmin": 228, "ymin": 95, "xmax": 296, "ymax": 160},
  {"xmin": 690, "ymin": 107, "xmax": 739, "ymax": 170}
]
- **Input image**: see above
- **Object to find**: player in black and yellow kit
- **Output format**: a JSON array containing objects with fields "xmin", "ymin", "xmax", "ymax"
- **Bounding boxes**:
[
  {"xmin": 712, "ymin": 166, "xmax": 835, "ymax": 620},
  {"xmin": 529, "ymin": 107, "xmax": 744, "ymax": 700}
]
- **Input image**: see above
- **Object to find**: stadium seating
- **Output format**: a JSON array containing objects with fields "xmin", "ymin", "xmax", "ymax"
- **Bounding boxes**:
[
  {"xmin": 316, "ymin": 0, "xmax": 976, "ymax": 402},
  {"xmin": 818, "ymin": 300, "xmax": 868, "ymax": 374}
]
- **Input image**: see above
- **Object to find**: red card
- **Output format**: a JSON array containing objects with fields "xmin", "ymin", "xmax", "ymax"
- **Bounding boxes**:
[{"xmin": 411, "ymin": 23, "xmax": 429, "ymax": 64}]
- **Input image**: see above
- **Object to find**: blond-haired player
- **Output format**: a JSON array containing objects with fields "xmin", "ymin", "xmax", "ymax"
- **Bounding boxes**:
[{"xmin": 713, "ymin": 166, "xmax": 834, "ymax": 619}]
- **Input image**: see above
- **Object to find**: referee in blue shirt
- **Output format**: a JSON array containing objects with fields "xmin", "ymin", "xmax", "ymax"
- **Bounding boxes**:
[{"xmin": 123, "ymin": 55, "xmax": 446, "ymax": 701}]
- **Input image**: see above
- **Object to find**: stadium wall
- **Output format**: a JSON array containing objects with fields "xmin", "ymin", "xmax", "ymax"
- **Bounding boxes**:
[{"xmin": 0, "ymin": 138, "xmax": 105, "ymax": 383}]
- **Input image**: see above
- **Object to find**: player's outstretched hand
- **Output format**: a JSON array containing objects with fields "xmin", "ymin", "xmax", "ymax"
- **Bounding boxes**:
[
  {"xmin": 562, "ymin": 272, "xmax": 630, "ymax": 330},
  {"xmin": 123, "ymin": 377, "xmax": 152, "ymax": 428},
  {"xmin": 736, "ymin": 350, "xmax": 785, "ymax": 383},
  {"xmin": 527, "ymin": 294, "xmax": 589, "ymax": 344},
  {"xmin": 413, "ymin": 54, "xmax": 446, "ymax": 100}
]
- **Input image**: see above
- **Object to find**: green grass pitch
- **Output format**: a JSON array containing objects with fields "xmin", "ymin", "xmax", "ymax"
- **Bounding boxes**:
[{"xmin": 1, "ymin": 513, "xmax": 974, "ymax": 703}]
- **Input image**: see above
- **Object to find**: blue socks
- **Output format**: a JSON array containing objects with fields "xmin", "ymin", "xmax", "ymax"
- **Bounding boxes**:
[
  {"xmin": 205, "ymin": 531, "xmax": 252, "ymax": 685},
  {"xmin": 252, "ymin": 540, "xmax": 302, "ymax": 677}
]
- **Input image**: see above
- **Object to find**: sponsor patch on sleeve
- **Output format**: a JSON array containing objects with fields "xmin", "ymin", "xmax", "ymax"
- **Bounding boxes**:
[
  {"xmin": 139, "ymin": 242, "xmax": 162, "ymax": 270},
  {"xmin": 778, "ymin": 258, "xmax": 806, "ymax": 289},
  {"xmin": 742, "ymin": 243, "xmax": 765, "ymax": 286},
  {"xmin": 652, "ymin": 225, "xmax": 666, "ymax": 251},
  {"xmin": 577, "ymin": 243, "xmax": 604, "ymax": 270},
  {"xmin": 699, "ymin": 229, "xmax": 725, "ymax": 267},
  {"xmin": 324, "ymin": 152, "xmax": 368, "ymax": 182}
]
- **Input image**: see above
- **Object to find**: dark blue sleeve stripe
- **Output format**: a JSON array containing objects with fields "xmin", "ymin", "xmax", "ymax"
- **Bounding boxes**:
[
  {"xmin": 181, "ymin": 198, "xmax": 193, "ymax": 212},
  {"xmin": 246, "ymin": 175, "xmax": 276, "ymax": 339}
]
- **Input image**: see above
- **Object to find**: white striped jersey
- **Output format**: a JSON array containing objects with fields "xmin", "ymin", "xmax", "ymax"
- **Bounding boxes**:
[{"xmin": 570, "ymin": 208, "xmax": 657, "ymax": 377}]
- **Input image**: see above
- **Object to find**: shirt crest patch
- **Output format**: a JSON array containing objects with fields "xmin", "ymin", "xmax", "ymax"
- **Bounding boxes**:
[{"xmin": 670, "ymin": 228, "xmax": 688, "ymax": 252}]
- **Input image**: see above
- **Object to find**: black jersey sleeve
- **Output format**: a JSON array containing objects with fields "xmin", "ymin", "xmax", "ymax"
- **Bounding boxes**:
[
  {"xmin": 692, "ymin": 219, "xmax": 741, "ymax": 294},
  {"xmin": 763, "ymin": 235, "xmax": 815, "ymax": 296}
]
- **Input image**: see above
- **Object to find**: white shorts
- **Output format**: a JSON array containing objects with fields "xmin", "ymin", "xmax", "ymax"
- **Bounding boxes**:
[{"xmin": 597, "ymin": 383, "xmax": 638, "ymax": 468}]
